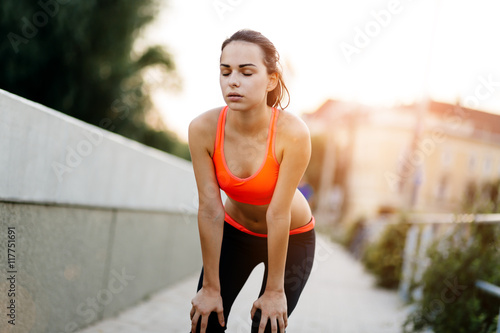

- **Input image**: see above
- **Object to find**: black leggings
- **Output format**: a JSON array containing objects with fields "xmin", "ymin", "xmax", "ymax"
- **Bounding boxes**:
[{"xmin": 194, "ymin": 221, "xmax": 316, "ymax": 332}]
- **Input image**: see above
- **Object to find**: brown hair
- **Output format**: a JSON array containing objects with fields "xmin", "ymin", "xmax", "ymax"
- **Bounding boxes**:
[{"xmin": 221, "ymin": 29, "xmax": 290, "ymax": 110}]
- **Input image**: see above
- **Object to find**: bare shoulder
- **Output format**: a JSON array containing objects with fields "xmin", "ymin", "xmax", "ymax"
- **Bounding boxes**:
[
  {"xmin": 276, "ymin": 109, "xmax": 310, "ymax": 141},
  {"xmin": 274, "ymin": 109, "xmax": 311, "ymax": 163},
  {"xmin": 188, "ymin": 107, "xmax": 224, "ymax": 149},
  {"xmin": 189, "ymin": 107, "xmax": 223, "ymax": 136}
]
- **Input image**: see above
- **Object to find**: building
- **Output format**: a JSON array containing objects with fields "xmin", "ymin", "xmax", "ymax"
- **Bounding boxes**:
[{"xmin": 303, "ymin": 99, "xmax": 500, "ymax": 225}]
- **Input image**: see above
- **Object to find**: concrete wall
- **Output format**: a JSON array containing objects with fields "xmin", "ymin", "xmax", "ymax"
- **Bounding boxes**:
[{"xmin": 0, "ymin": 89, "xmax": 201, "ymax": 333}]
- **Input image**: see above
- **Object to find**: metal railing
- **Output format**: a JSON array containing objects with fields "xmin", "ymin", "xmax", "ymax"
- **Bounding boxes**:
[
  {"xmin": 475, "ymin": 280, "xmax": 500, "ymax": 333},
  {"xmin": 399, "ymin": 213, "xmax": 500, "ymax": 302},
  {"xmin": 399, "ymin": 214, "xmax": 500, "ymax": 308}
]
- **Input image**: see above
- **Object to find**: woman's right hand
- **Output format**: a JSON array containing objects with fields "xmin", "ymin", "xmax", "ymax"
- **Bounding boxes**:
[{"xmin": 190, "ymin": 287, "xmax": 225, "ymax": 333}]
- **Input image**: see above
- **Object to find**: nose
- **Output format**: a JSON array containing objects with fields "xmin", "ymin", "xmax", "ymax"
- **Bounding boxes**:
[{"xmin": 228, "ymin": 73, "xmax": 239, "ymax": 87}]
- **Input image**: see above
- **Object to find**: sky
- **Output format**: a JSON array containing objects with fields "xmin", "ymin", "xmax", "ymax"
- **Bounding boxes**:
[{"xmin": 139, "ymin": 0, "xmax": 500, "ymax": 141}]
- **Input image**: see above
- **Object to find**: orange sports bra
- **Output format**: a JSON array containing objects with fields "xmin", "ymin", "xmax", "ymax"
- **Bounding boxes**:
[{"xmin": 212, "ymin": 106, "xmax": 280, "ymax": 205}]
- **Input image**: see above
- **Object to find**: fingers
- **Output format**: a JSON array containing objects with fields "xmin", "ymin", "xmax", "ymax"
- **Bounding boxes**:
[
  {"xmin": 250, "ymin": 304, "xmax": 257, "ymax": 319},
  {"xmin": 190, "ymin": 307, "xmax": 195, "ymax": 320},
  {"xmin": 270, "ymin": 316, "xmax": 278, "ymax": 333},
  {"xmin": 191, "ymin": 311, "xmax": 226, "ymax": 333},
  {"xmin": 258, "ymin": 311, "xmax": 268, "ymax": 333},
  {"xmin": 278, "ymin": 315, "xmax": 286, "ymax": 332},
  {"xmin": 190, "ymin": 312, "xmax": 200, "ymax": 333},
  {"xmin": 256, "ymin": 313, "xmax": 287, "ymax": 333},
  {"xmin": 200, "ymin": 314, "xmax": 209, "ymax": 333},
  {"xmin": 217, "ymin": 309, "xmax": 225, "ymax": 327},
  {"xmin": 258, "ymin": 315, "xmax": 266, "ymax": 333}
]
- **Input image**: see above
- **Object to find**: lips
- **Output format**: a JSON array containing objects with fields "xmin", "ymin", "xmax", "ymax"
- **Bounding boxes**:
[{"xmin": 227, "ymin": 92, "xmax": 243, "ymax": 102}]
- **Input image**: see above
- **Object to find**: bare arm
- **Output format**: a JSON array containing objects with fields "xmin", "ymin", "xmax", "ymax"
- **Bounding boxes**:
[
  {"xmin": 188, "ymin": 111, "xmax": 226, "ymax": 332},
  {"xmin": 252, "ymin": 114, "xmax": 312, "ymax": 333},
  {"xmin": 266, "ymin": 116, "xmax": 311, "ymax": 291}
]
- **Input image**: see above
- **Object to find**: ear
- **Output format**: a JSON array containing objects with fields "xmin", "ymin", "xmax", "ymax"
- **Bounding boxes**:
[{"xmin": 267, "ymin": 72, "xmax": 279, "ymax": 92}]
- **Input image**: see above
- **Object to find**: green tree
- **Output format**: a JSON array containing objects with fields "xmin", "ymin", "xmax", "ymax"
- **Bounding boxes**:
[{"xmin": 1, "ymin": 0, "xmax": 190, "ymax": 160}]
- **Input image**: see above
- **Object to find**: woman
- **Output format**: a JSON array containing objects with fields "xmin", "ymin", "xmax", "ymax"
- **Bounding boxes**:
[{"xmin": 188, "ymin": 29, "xmax": 315, "ymax": 333}]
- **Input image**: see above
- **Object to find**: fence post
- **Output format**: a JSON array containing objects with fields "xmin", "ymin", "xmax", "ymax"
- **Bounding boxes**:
[
  {"xmin": 399, "ymin": 224, "xmax": 420, "ymax": 302},
  {"xmin": 475, "ymin": 280, "xmax": 500, "ymax": 333}
]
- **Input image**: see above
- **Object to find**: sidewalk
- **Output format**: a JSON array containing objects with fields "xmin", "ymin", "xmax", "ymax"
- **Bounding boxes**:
[{"xmin": 77, "ymin": 233, "xmax": 411, "ymax": 333}]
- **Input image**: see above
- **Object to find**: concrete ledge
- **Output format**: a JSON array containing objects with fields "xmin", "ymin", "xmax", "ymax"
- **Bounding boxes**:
[
  {"xmin": 0, "ymin": 202, "xmax": 201, "ymax": 333},
  {"xmin": 0, "ymin": 88, "xmax": 198, "ymax": 213},
  {"xmin": 0, "ymin": 89, "xmax": 201, "ymax": 332}
]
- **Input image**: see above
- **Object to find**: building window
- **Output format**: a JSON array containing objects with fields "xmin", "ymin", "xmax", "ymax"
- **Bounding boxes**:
[
  {"xmin": 436, "ymin": 175, "xmax": 448, "ymax": 201},
  {"xmin": 468, "ymin": 154, "xmax": 476, "ymax": 172},
  {"xmin": 483, "ymin": 156, "xmax": 492, "ymax": 176},
  {"xmin": 442, "ymin": 149, "xmax": 452, "ymax": 169}
]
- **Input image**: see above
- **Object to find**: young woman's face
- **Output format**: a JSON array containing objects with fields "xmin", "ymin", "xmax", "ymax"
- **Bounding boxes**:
[{"xmin": 220, "ymin": 41, "xmax": 277, "ymax": 111}]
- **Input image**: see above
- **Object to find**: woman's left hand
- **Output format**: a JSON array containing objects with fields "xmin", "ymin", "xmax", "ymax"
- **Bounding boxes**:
[{"xmin": 250, "ymin": 290, "xmax": 287, "ymax": 333}]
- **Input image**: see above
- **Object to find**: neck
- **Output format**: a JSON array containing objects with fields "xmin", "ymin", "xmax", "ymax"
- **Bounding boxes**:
[{"xmin": 227, "ymin": 104, "xmax": 272, "ymax": 135}]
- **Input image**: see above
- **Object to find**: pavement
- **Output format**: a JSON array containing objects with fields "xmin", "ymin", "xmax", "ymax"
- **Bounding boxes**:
[{"xmin": 76, "ymin": 233, "xmax": 411, "ymax": 333}]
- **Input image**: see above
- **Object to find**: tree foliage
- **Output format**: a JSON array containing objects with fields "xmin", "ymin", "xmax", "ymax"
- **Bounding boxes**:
[
  {"xmin": 463, "ymin": 179, "xmax": 500, "ymax": 213},
  {"xmin": 404, "ymin": 223, "xmax": 500, "ymax": 333},
  {"xmin": 1, "ymin": 0, "xmax": 190, "ymax": 160}
]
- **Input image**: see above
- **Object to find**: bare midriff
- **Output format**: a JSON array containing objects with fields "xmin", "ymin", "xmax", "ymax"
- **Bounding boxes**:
[{"xmin": 224, "ymin": 188, "xmax": 312, "ymax": 234}]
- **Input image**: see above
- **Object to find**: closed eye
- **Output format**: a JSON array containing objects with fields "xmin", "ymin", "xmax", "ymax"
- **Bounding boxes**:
[{"xmin": 221, "ymin": 72, "xmax": 252, "ymax": 77}]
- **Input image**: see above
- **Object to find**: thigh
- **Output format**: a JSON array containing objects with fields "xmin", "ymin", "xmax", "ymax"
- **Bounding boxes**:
[
  {"xmin": 283, "ymin": 229, "xmax": 316, "ymax": 314},
  {"xmin": 196, "ymin": 222, "xmax": 265, "ymax": 332},
  {"xmin": 252, "ymin": 229, "xmax": 316, "ymax": 332}
]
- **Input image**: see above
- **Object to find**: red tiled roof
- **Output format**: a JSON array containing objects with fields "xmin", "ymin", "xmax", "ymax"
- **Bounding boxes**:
[
  {"xmin": 427, "ymin": 100, "xmax": 500, "ymax": 135},
  {"xmin": 305, "ymin": 98, "xmax": 500, "ymax": 135}
]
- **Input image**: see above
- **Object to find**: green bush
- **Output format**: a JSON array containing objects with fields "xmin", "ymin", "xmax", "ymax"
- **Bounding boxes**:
[
  {"xmin": 404, "ymin": 223, "xmax": 500, "ymax": 333},
  {"xmin": 361, "ymin": 221, "xmax": 410, "ymax": 289},
  {"xmin": 341, "ymin": 217, "xmax": 365, "ymax": 248}
]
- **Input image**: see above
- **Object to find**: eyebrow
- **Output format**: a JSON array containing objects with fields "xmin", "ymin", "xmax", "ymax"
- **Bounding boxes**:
[{"xmin": 220, "ymin": 63, "xmax": 257, "ymax": 68}]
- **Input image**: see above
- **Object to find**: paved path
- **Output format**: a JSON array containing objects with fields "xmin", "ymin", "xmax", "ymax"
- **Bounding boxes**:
[{"xmin": 77, "ymin": 233, "xmax": 411, "ymax": 333}]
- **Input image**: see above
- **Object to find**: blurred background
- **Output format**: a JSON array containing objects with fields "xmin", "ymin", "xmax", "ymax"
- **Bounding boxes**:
[
  {"xmin": 1, "ymin": 0, "xmax": 500, "ymax": 332},
  {"xmin": 3, "ymin": 0, "xmax": 500, "ymax": 212}
]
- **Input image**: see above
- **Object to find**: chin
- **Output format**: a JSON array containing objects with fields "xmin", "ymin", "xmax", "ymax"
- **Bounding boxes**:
[{"xmin": 225, "ymin": 102, "xmax": 247, "ymax": 111}]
